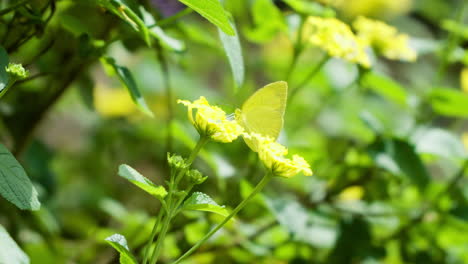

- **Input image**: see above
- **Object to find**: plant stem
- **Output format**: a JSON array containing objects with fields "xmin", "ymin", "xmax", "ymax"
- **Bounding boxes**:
[
  {"xmin": 171, "ymin": 173, "xmax": 273, "ymax": 264},
  {"xmin": 149, "ymin": 8, "xmax": 193, "ymax": 28},
  {"xmin": 285, "ymin": 17, "xmax": 306, "ymax": 82},
  {"xmin": 155, "ymin": 41, "xmax": 173, "ymax": 156},
  {"xmin": 142, "ymin": 207, "xmax": 165, "ymax": 264},
  {"xmin": 148, "ymin": 136, "xmax": 209, "ymax": 264},
  {"xmin": 289, "ymin": 55, "xmax": 329, "ymax": 103}
]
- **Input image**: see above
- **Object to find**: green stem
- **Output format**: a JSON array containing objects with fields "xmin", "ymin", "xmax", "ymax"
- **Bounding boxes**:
[
  {"xmin": 148, "ymin": 136, "xmax": 209, "ymax": 264},
  {"xmin": 285, "ymin": 17, "xmax": 306, "ymax": 82},
  {"xmin": 171, "ymin": 173, "xmax": 273, "ymax": 264},
  {"xmin": 149, "ymin": 8, "xmax": 193, "ymax": 28},
  {"xmin": 289, "ymin": 55, "xmax": 329, "ymax": 103},
  {"xmin": 142, "ymin": 207, "xmax": 165, "ymax": 264}
]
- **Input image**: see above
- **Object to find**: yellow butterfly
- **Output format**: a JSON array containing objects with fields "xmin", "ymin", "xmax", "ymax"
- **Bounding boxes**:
[{"xmin": 235, "ymin": 81, "xmax": 288, "ymax": 151}]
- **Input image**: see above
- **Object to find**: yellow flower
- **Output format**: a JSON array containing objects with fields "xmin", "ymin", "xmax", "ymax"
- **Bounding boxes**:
[
  {"xmin": 178, "ymin": 96, "xmax": 243, "ymax": 143},
  {"xmin": 245, "ymin": 133, "xmax": 313, "ymax": 178},
  {"xmin": 463, "ymin": 133, "xmax": 468, "ymax": 151},
  {"xmin": 304, "ymin": 16, "xmax": 371, "ymax": 68},
  {"xmin": 353, "ymin": 16, "xmax": 417, "ymax": 62},
  {"xmin": 461, "ymin": 68, "xmax": 468, "ymax": 93}
]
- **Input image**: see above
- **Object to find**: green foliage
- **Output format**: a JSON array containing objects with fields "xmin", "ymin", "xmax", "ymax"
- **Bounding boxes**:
[
  {"xmin": 118, "ymin": 164, "xmax": 167, "ymax": 199},
  {"xmin": 182, "ymin": 192, "xmax": 229, "ymax": 217},
  {"xmin": 0, "ymin": 144, "xmax": 40, "ymax": 210},
  {"xmin": 1, "ymin": 0, "xmax": 468, "ymax": 263},
  {"xmin": 105, "ymin": 233, "xmax": 138, "ymax": 264},
  {"xmin": 178, "ymin": 0, "xmax": 235, "ymax": 35},
  {"xmin": 0, "ymin": 225, "xmax": 29, "ymax": 264},
  {"xmin": 101, "ymin": 57, "xmax": 154, "ymax": 117}
]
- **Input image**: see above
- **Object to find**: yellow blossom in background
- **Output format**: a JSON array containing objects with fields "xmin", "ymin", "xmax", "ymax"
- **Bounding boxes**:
[
  {"xmin": 245, "ymin": 133, "xmax": 313, "ymax": 178},
  {"xmin": 178, "ymin": 97, "xmax": 244, "ymax": 143},
  {"xmin": 338, "ymin": 186, "xmax": 364, "ymax": 201},
  {"xmin": 353, "ymin": 16, "xmax": 417, "ymax": 62},
  {"xmin": 333, "ymin": 0, "xmax": 413, "ymax": 19},
  {"xmin": 461, "ymin": 68, "xmax": 468, "ymax": 93},
  {"xmin": 304, "ymin": 16, "xmax": 371, "ymax": 68},
  {"xmin": 94, "ymin": 85, "xmax": 137, "ymax": 117},
  {"xmin": 463, "ymin": 133, "xmax": 468, "ymax": 151}
]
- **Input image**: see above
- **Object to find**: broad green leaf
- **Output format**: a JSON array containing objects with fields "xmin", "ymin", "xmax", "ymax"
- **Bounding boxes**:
[
  {"xmin": 178, "ymin": 0, "xmax": 235, "ymax": 36},
  {"xmin": 118, "ymin": 164, "xmax": 167, "ymax": 199},
  {"xmin": 265, "ymin": 197, "xmax": 337, "ymax": 249},
  {"xmin": 0, "ymin": 46, "xmax": 9, "ymax": 93},
  {"xmin": 430, "ymin": 88, "xmax": 468, "ymax": 117},
  {"xmin": 105, "ymin": 234, "xmax": 137, "ymax": 264},
  {"xmin": 183, "ymin": 192, "xmax": 229, "ymax": 217},
  {"xmin": 0, "ymin": 225, "xmax": 29, "ymax": 264},
  {"xmin": 368, "ymin": 138, "xmax": 429, "ymax": 189},
  {"xmin": 411, "ymin": 127, "xmax": 467, "ymax": 159},
  {"xmin": 98, "ymin": 0, "xmax": 151, "ymax": 45},
  {"xmin": 101, "ymin": 57, "xmax": 154, "ymax": 117},
  {"xmin": 361, "ymin": 71, "xmax": 407, "ymax": 106},
  {"xmin": 0, "ymin": 143, "xmax": 40, "ymax": 210},
  {"xmin": 218, "ymin": 19, "xmax": 244, "ymax": 89}
]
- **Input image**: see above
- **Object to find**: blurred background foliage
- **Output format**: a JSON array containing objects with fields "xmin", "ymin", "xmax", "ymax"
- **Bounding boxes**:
[{"xmin": 1, "ymin": 0, "xmax": 468, "ymax": 263}]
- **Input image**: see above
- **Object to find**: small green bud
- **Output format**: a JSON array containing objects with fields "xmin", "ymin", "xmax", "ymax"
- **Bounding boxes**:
[
  {"xmin": 6, "ymin": 63, "xmax": 28, "ymax": 80},
  {"xmin": 167, "ymin": 153, "xmax": 187, "ymax": 170},
  {"xmin": 187, "ymin": 169, "xmax": 208, "ymax": 185}
]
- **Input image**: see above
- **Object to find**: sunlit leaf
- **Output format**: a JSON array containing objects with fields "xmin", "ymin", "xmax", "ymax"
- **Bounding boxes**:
[
  {"xmin": 0, "ymin": 225, "xmax": 29, "ymax": 264},
  {"xmin": 178, "ymin": 0, "xmax": 235, "ymax": 36},
  {"xmin": 218, "ymin": 18, "xmax": 244, "ymax": 89},
  {"xmin": 118, "ymin": 164, "xmax": 167, "ymax": 199},
  {"xmin": 105, "ymin": 234, "xmax": 137, "ymax": 264},
  {"xmin": 101, "ymin": 57, "xmax": 154, "ymax": 117},
  {"xmin": 183, "ymin": 192, "xmax": 229, "ymax": 216},
  {"xmin": 368, "ymin": 138, "xmax": 429, "ymax": 189},
  {"xmin": 361, "ymin": 71, "xmax": 407, "ymax": 106},
  {"xmin": 411, "ymin": 127, "xmax": 467, "ymax": 159},
  {"xmin": 0, "ymin": 143, "xmax": 40, "ymax": 210},
  {"xmin": 430, "ymin": 88, "xmax": 468, "ymax": 117}
]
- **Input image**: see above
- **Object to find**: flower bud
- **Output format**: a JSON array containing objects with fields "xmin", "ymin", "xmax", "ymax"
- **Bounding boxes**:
[
  {"xmin": 187, "ymin": 169, "xmax": 208, "ymax": 185},
  {"xmin": 167, "ymin": 153, "xmax": 187, "ymax": 170}
]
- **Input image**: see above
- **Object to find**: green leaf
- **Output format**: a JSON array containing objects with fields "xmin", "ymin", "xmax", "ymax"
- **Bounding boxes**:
[
  {"xmin": 183, "ymin": 192, "xmax": 229, "ymax": 217},
  {"xmin": 118, "ymin": 164, "xmax": 167, "ymax": 199},
  {"xmin": 411, "ymin": 127, "xmax": 467, "ymax": 159},
  {"xmin": 368, "ymin": 138, "xmax": 429, "ymax": 189},
  {"xmin": 361, "ymin": 71, "xmax": 407, "ymax": 106},
  {"xmin": 105, "ymin": 234, "xmax": 137, "ymax": 264},
  {"xmin": 0, "ymin": 143, "xmax": 40, "ymax": 210},
  {"xmin": 0, "ymin": 46, "xmax": 9, "ymax": 93},
  {"xmin": 430, "ymin": 88, "xmax": 468, "ymax": 117},
  {"xmin": 101, "ymin": 57, "xmax": 154, "ymax": 117},
  {"xmin": 178, "ymin": 0, "xmax": 235, "ymax": 36},
  {"xmin": 218, "ymin": 19, "xmax": 244, "ymax": 89},
  {"xmin": 0, "ymin": 225, "xmax": 29, "ymax": 264}
]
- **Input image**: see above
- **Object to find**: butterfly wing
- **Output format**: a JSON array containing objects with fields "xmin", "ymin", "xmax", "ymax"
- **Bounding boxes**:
[{"xmin": 238, "ymin": 81, "xmax": 288, "ymax": 151}]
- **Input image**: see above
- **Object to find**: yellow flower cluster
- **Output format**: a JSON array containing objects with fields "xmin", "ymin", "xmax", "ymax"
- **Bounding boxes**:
[
  {"xmin": 304, "ymin": 16, "xmax": 371, "ymax": 68},
  {"xmin": 178, "ymin": 97, "xmax": 244, "ymax": 143},
  {"xmin": 245, "ymin": 133, "xmax": 313, "ymax": 178},
  {"xmin": 353, "ymin": 16, "xmax": 417, "ymax": 62}
]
